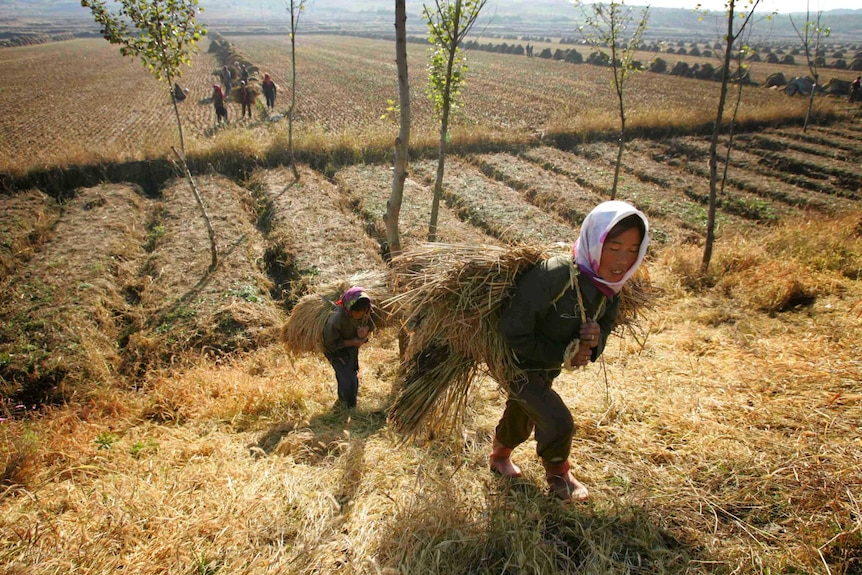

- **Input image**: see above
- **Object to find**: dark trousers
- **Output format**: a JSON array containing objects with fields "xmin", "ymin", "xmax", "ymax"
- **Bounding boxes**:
[
  {"xmin": 265, "ymin": 94, "xmax": 275, "ymax": 109},
  {"xmin": 495, "ymin": 370, "xmax": 575, "ymax": 463},
  {"xmin": 325, "ymin": 347, "xmax": 360, "ymax": 408},
  {"xmin": 242, "ymin": 103, "xmax": 252, "ymax": 118}
]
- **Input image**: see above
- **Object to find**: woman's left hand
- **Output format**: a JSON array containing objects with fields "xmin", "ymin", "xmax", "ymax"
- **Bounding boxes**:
[{"xmin": 579, "ymin": 320, "xmax": 600, "ymax": 348}]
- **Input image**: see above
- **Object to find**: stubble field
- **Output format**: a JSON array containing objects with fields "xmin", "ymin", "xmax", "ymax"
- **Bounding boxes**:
[{"xmin": 1, "ymin": 31, "xmax": 861, "ymax": 575}]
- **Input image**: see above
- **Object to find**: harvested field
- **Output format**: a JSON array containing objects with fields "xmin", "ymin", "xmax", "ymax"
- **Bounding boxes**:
[
  {"xmin": 334, "ymin": 164, "xmax": 499, "ymax": 249},
  {"xmin": 2, "ymin": 26, "xmax": 862, "ymax": 575},
  {"xmin": 2, "ymin": 34, "xmax": 844, "ymax": 177}
]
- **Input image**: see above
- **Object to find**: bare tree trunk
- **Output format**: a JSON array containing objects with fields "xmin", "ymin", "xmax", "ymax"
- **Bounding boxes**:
[
  {"xmin": 803, "ymin": 74, "xmax": 816, "ymax": 132},
  {"xmin": 428, "ymin": 46, "xmax": 457, "ymax": 242},
  {"xmin": 168, "ymin": 75, "xmax": 186, "ymax": 155},
  {"xmin": 428, "ymin": 0, "xmax": 463, "ymax": 243},
  {"xmin": 612, "ymin": 118, "xmax": 625, "ymax": 200},
  {"xmin": 703, "ymin": 2, "xmax": 737, "ymax": 276},
  {"xmin": 386, "ymin": 0, "xmax": 410, "ymax": 258},
  {"xmin": 288, "ymin": 1, "xmax": 300, "ymax": 181}
]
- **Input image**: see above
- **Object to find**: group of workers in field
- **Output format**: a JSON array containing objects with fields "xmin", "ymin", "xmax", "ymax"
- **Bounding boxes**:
[{"xmin": 206, "ymin": 63, "xmax": 278, "ymax": 125}]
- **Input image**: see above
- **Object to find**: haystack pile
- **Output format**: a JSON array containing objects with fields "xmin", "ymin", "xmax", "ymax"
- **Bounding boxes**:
[
  {"xmin": 385, "ymin": 242, "xmax": 653, "ymax": 439},
  {"xmin": 280, "ymin": 272, "xmax": 393, "ymax": 355}
]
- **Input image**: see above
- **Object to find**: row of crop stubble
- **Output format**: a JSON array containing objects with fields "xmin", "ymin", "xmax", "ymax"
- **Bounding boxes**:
[{"xmin": 0, "ymin": 33, "xmax": 820, "ymax": 176}]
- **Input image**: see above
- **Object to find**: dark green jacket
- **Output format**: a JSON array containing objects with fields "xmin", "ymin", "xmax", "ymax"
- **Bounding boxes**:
[
  {"xmin": 499, "ymin": 255, "xmax": 619, "ymax": 375},
  {"xmin": 322, "ymin": 306, "xmax": 374, "ymax": 356}
]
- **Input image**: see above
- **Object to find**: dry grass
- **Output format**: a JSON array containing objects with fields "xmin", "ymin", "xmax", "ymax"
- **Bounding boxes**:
[{"xmin": 2, "ymin": 214, "xmax": 860, "ymax": 574}]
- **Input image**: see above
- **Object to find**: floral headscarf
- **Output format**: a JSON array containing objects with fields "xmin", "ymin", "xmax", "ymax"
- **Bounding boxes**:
[
  {"xmin": 337, "ymin": 286, "xmax": 371, "ymax": 311},
  {"xmin": 573, "ymin": 200, "xmax": 650, "ymax": 295}
]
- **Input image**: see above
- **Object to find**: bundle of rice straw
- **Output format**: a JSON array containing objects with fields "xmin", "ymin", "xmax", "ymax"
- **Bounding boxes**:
[
  {"xmin": 280, "ymin": 271, "xmax": 393, "ymax": 354},
  {"xmin": 385, "ymin": 242, "xmax": 654, "ymax": 439}
]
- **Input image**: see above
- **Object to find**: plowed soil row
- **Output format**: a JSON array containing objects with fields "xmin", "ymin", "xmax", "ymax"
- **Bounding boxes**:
[
  {"xmin": 0, "ymin": 184, "xmax": 152, "ymax": 402},
  {"xmin": 409, "ymin": 158, "xmax": 578, "ymax": 245},
  {"xmin": 0, "ymin": 189, "xmax": 59, "ymax": 277},
  {"xmin": 333, "ymin": 164, "xmax": 498, "ymax": 249},
  {"xmin": 520, "ymin": 144, "xmax": 751, "ymax": 240},
  {"xmin": 673, "ymin": 137, "xmax": 862, "ymax": 202},
  {"xmin": 469, "ymin": 150, "xmax": 702, "ymax": 246},
  {"xmin": 128, "ymin": 174, "xmax": 284, "ymax": 372}
]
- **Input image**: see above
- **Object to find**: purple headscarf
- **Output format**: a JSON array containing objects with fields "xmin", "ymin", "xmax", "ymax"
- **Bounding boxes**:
[{"xmin": 338, "ymin": 286, "xmax": 371, "ymax": 310}]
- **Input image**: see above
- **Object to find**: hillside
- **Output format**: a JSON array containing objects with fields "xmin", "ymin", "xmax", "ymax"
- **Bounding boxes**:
[{"xmin": 1, "ymin": 30, "xmax": 861, "ymax": 575}]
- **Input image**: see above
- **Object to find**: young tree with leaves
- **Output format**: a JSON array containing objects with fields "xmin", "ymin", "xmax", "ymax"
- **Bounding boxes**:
[
  {"xmin": 576, "ymin": 0, "xmax": 650, "ymax": 199},
  {"xmin": 385, "ymin": 0, "xmax": 411, "ymax": 258},
  {"xmin": 285, "ymin": 0, "xmax": 307, "ymax": 181},
  {"xmin": 702, "ymin": 0, "xmax": 763, "ymax": 275},
  {"xmin": 790, "ymin": 3, "xmax": 830, "ymax": 132},
  {"xmin": 81, "ymin": 0, "xmax": 219, "ymax": 270},
  {"xmin": 424, "ymin": 0, "xmax": 487, "ymax": 242}
]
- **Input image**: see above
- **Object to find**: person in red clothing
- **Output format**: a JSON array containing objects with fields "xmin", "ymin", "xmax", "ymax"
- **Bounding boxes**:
[
  {"xmin": 850, "ymin": 76, "xmax": 861, "ymax": 103},
  {"xmin": 212, "ymin": 84, "xmax": 227, "ymax": 124},
  {"xmin": 239, "ymin": 81, "xmax": 254, "ymax": 119},
  {"xmin": 262, "ymin": 73, "xmax": 278, "ymax": 111}
]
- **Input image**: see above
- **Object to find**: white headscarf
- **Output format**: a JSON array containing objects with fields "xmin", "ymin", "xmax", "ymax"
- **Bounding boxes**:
[{"xmin": 573, "ymin": 200, "xmax": 650, "ymax": 295}]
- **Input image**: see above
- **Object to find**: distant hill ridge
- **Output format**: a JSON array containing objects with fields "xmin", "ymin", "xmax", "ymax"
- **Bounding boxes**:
[{"xmin": 0, "ymin": 0, "xmax": 860, "ymax": 41}]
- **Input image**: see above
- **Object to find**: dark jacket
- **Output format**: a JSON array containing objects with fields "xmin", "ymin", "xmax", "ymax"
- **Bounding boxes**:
[
  {"xmin": 500, "ymin": 254, "xmax": 618, "ymax": 376},
  {"xmin": 323, "ymin": 306, "xmax": 374, "ymax": 357}
]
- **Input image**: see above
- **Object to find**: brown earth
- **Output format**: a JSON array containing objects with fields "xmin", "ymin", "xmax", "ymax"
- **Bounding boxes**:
[{"xmin": 2, "ymin": 116, "xmax": 860, "ymax": 404}]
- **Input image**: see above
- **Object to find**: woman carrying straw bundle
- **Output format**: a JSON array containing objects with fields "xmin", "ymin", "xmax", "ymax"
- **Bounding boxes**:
[
  {"xmin": 323, "ymin": 287, "xmax": 375, "ymax": 409},
  {"xmin": 490, "ymin": 200, "xmax": 650, "ymax": 502}
]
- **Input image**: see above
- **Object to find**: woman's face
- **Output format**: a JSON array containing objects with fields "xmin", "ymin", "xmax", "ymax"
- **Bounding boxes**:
[{"xmin": 597, "ymin": 227, "xmax": 642, "ymax": 283}]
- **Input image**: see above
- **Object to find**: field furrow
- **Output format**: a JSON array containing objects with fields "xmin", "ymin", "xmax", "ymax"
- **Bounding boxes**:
[
  {"xmin": 464, "ymin": 149, "xmax": 704, "ymax": 247},
  {"xmin": 768, "ymin": 127, "xmax": 862, "ymax": 157},
  {"xmin": 692, "ymin": 138, "xmax": 861, "ymax": 202},
  {"xmin": 253, "ymin": 165, "xmax": 386, "ymax": 293},
  {"xmin": 410, "ymin": 158, "xmax": 577, "ymax": 245},
  {"xmin": 519, "ymin": 144, "xmax": 734, "ymax": 236},
  {"xmin": 334, "ymin": 164, "xmax": 498, "ymax": 249}
]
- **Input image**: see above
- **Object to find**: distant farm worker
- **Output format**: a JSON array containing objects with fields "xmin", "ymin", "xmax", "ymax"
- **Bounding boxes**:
[
  {"xmin": 262, "ymin": 73, "xmax": 278, "ymax": 110},
  {"xmin": 491, "ymin": 200, "xmax": 650, "ymax": 502},
  {"xmin": 212, "ymin": 84, "xmax": 228, "ymax": 124},
  {"xmin": 850, "ymin": 76, "xmax": 861, "ymax": 103},
  {"xmin": 239, "ymin": 81, "xmax": 253, "ymax": 119},
  {"xmin": 221, "ymin": 65, "xmax": 232, "ymax": 95},
  {"xmin": 173, "ymin": 82, "xmax": 187, "ymax": 102},
  {"xmin": 323, "ymin": 287, "xmax": 375, "ymax": 409},
  {"xmin": 240, "ymin": 64, "xmax": 250, "ymax": 84}
]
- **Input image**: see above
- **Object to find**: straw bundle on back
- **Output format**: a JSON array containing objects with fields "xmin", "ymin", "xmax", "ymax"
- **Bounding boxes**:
[
  {"xmin": 385, "ymin": 243, "xmax": 551, "ymax": 438},
  {"xmin": 280, "ymin": 272, "xmax": 392, "ymax": 354},
  {"xmin": 386, "ymin": 243, "xmax": 654, "ymax": 439}
]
